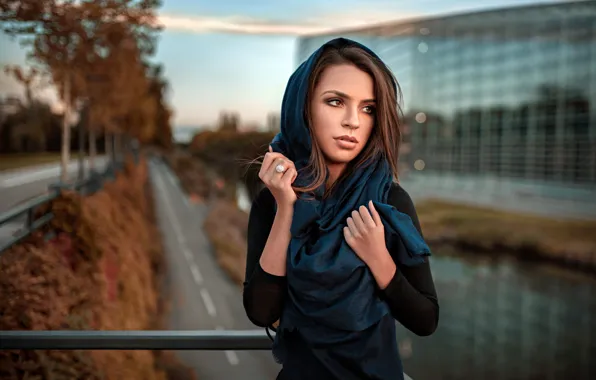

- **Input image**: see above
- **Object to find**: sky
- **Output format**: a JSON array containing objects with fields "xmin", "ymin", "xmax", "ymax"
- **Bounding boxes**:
[{"xmin": 0, "ymin": 0, "xmax": 564, "ymax": 129}]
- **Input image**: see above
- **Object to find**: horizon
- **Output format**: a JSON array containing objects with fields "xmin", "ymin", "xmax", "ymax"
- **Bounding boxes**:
[{"xmin": 0, "ymin": 0, "xmax": 563, "ymax": 129}]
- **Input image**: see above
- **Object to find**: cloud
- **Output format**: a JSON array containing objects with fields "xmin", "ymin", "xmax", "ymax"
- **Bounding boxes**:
[{"xmin": 157, "ymin": 10, "xmax": 422, "ymax": 36}]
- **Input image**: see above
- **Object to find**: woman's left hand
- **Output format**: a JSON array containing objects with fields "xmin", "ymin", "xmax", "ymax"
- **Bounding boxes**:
[{"xmin": 344, "ymin": 200, "xmax": 396, "ymax": 288}]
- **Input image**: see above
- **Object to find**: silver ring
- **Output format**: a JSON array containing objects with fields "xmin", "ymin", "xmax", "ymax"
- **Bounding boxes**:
[{"xmin": 275, "ymin": 164, "xmax": 285, "ymax": 173}]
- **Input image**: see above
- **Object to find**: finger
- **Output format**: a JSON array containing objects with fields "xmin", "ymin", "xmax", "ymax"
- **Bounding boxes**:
[
  {"xmin": 346, "ymin": 217, "xmax": 360, "ymax": 238},
  {"xmin": 269, "ymin": 145, "xmax": 272, "ymax": 153},
  {"xmin": 267, "ymin": 158, "xmax": 287, "ymax": 183},
  {"xmin": 343, "ymin": 226, "xmax": 353, "ymax": 243},
  {"xmin": 369, "ymin": 200, "xmax": 382, "ymax": 226},
  {"xmin": 351, "ymin": 209, "xmax": 367, "ymax": 232},
  {"xmin": 359, "ymin": 205, "xmax": 376, "ymax": 228},
  {"xmin": 282, "ymin": 167, "xmax": 296, "ymax": 185},
  {"xmin": 273, "ymin": 157, "xmax": 296, "ymax": 175},
  {"xmin": 262, "ymin": 152, "xmax": 285, "ymax": 174},
  {"xmin": 260, "ymin": 152, "xmax": 275, "ymax": 175}
]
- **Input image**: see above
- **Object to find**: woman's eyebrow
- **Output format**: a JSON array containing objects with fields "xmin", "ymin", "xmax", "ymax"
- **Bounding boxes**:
[{"xmin": 321, "ymin": 90, "xmax": 375, "ymax": 103}]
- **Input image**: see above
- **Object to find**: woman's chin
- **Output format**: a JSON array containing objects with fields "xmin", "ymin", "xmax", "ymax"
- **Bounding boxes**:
[{"xmin": 325, "ymin": 150, "xmax": 359, "ymax": 165}]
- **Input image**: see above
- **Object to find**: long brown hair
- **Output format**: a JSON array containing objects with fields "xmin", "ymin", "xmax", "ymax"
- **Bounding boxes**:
[
  {"xmin": 246, "ymin": 42, "xmax": 404, "ymax": 199},
  {"xmin": 295, "ymin": 43, "xmax": 404, "ymax": 197}
]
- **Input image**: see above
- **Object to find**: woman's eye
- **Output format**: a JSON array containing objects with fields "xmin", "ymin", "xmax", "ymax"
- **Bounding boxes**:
[
  {"xmin": 327, "ymin": 99, "xmax": 341, "ymax": 107},
  {"xmin": 363, "ymin": 106, "xmax": 375, "ymax": 114}
]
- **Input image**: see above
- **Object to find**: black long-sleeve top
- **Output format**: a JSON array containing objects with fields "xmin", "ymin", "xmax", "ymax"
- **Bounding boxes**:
[{"xmin": 242, "ymin": 183, "xmax": 439, "ymax": 338}]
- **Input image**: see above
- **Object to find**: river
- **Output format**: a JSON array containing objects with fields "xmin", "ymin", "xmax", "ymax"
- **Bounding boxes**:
[{"xmin": 235, "ymin": 184, "xmax": 595, "ymax": 379}]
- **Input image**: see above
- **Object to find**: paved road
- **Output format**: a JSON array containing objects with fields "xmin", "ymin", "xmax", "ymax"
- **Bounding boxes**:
[
  {"xmin": 149, "ymin": 158, "xmax": 281, "ymax": 379},
  {"xmin": 0, "ymin": 157, "xmax": 107, "ymax": 249}
]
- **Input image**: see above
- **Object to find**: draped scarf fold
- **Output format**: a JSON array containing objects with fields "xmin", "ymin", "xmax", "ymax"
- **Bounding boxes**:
[{"xmin": 269, "ymin": 38, "xmax": 431, "ymax": 373}]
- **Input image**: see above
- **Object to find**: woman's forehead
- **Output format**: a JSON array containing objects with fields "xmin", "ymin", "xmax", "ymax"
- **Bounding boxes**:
[{"xmin": 315, "ymin": 64, "xmax": 374, "ymax": 100}]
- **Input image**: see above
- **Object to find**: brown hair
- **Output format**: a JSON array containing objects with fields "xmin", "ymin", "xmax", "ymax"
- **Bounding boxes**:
[
  {"xmin": 246, "ymin": 42, "xmax": 404, "ymax": 199},
  {"xmin": 295, "ymin": 42, "xmax": 404, "ymax": 198}
]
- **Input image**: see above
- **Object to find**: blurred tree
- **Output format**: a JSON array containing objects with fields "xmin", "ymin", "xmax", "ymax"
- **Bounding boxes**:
[
  {"xmin": 0, "ymin": 0, "xmax": 171, "ymax": 176},
  {"xmin": 2, "ymin": 65, "xmax": 42, "ymax": 104}
]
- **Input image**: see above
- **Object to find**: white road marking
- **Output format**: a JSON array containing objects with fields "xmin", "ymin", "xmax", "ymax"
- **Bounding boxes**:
[
  {"xmin": 182, "ymin": 247, "xmax": 192, "ymax": 260},
  {"xmin": 0, "ymin": 166, "xmax": 61, "ymax": 187},
  {"xmin": 165, "ymin": 167, "xmax": 179, "ymax": 188},
  {"xmin": 0, "ymin": 157, "xmax": 107, "ymax": 188},
  {"xmin": 217, "ymin": 326, "xmax": 240, "ymax": 366},
  {"xmin": 200, "ymin": 288, "xmax": 217, "ymax": 317},
  {"xmin": 153, "ymin": 173, "xmax": 186, "ymax": 245},
  {"xmin": 155, "ymin": 162, "xmax": 240, "ymax": 366},
  {"xmin": 190, "ymin": 263, "xmax": 204, "ymax": 285}
]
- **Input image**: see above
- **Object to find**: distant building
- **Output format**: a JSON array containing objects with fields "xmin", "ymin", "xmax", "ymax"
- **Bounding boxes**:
[
  {"xmin": 296, "ymin": 1, "xmax": 596, "ymax": 219},
  {"xmin": 218, "ymin": 111, "xmax": 240, "ymax": 132}
]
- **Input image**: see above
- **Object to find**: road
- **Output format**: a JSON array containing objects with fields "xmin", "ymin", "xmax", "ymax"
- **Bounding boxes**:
[
  {"xmin": 149, "ymin": 158, "xmax": 281, "ymax": 379},
  {"xmin": 0, "ymin": 157, "xmax": 107, "ymax": 249}
]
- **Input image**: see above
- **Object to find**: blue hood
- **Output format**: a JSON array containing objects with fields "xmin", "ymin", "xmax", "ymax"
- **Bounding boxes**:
[{"xmin": 269, "ymin": 37, "xmax": 431, "ymax": 379}]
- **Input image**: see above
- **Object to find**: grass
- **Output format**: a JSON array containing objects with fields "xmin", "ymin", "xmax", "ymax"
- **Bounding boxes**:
[
  {"xmin": 164, "ymin": 150, "xmax": 596, "ymax": 277},
  {"xmin": 416, "ymin": 199, "xmax": 596, "ymax": 269},
  {"xmin": 0, "ymin": 152, "xmax": 63, "ymax": 172}
]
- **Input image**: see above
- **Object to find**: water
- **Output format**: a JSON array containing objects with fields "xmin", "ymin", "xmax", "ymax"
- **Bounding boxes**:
[
  {"xmin": 236, "ymin": 184, "xmax": 596, "ymax": 379},
  {"xmin": 398, "ymin": 250, "xmax": 596, "ymax": 380}
]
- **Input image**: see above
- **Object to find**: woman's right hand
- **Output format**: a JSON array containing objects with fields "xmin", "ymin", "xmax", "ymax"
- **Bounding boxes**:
[{"xmin": 259, "ymin": 146, "xmax": 297, "ymax": 208}]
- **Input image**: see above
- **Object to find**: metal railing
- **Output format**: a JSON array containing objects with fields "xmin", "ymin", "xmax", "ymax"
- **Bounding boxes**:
[
  {"xmin": 0, "ymin": 162, "xmax": 120, "ymax": 254},
  {"xmin": 0, "ymin": 330, "xmax": 272, "ymax": 350},
  {"xmin": 0, "ymin": 152, "xmax": 412, "ymax": 380}
]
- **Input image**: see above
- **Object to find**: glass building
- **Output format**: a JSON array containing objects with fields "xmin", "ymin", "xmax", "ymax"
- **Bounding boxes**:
[{"xmin": 297, "ymin": 1, "xmax": 596, "ymax": 218}]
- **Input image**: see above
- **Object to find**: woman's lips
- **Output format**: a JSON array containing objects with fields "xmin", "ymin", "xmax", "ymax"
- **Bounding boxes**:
[
  {"xmin": 335, "ymin": 135, "xmax": 359, "ymax": 143},
  {"xmin": 334, "ymin": 136, "xmax": 358, "ymax": 150}
]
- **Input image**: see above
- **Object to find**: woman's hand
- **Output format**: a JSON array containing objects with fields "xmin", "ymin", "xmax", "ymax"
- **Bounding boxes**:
[
  {"xmin": 344, "ymin": 200, "xmax": 396, "ymax": 289},
  {"xmin": 259, "ymin": 146, "xmax": 298, "ymax": 208}
]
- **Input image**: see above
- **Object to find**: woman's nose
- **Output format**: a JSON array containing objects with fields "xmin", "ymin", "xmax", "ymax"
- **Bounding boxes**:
[{"xmin": 341, "ymin": 107, "xmax": 360, "ymax": 130}]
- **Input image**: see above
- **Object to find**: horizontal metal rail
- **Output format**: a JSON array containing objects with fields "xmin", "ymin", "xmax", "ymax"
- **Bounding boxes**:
[
  {"xmin": 0, "ymin": 330, "xmax": 413, "ymax": 379},
  {"xmin": 0, "ymin": 192, "xmax": 58, "ymax": 253},
  {"xmin": 0, "ymin": 330, "xmax": 273, "ymax": 350},
  {"xmin": 0, "ymin": 163, "xmax": 119, "ymax": 255},
  {"xmin": 0, "ymin": 192, "xmax": 58, "ymax": 226}
]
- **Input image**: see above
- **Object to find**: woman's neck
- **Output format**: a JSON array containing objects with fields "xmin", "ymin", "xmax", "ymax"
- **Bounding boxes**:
[{"xmin": 326, "ymin": 162, "xmax": 347, "ymax": 188}]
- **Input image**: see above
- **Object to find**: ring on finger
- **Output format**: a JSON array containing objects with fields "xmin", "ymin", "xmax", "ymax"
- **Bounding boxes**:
[{"xmin": 275, "ymin": 164, "xmax": 286, "ymax": 173}]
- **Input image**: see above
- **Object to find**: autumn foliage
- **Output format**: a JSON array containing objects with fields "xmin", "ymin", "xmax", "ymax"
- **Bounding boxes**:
[
  {"xmin": 1, "ymin": 0, "xmax": 173, "ymax": 171},
  {"xmin": 0, "ymin": 158, "xmax": 187, "ymax": 380}
]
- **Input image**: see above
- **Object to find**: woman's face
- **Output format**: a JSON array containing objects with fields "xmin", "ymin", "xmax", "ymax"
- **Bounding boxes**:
[{"xmin": 310, "ymin": 63, "xmax": 376, "ymax": 166}]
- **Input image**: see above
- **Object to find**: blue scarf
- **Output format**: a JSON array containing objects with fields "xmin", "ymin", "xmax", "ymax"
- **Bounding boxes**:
[{"xmin": 270, "ymin": 38, "xmax": 431, "ymax": 377}]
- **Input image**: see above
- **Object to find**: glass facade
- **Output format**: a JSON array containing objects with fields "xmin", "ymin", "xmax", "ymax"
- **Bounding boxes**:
[{"xmin": 297, "ymin": 2, "xmax": 596, "ymax": 192}]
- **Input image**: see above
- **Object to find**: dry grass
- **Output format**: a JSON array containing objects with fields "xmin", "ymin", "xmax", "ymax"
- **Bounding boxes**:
[
  {"xmin": 0, "ymin": 157, "xmax": 194, "ymax": 380},
  {"xmin": 202, "ymin": 197, "xmax": 596, "ymax": 287},
  {"xmin": 165, "ymin": 151, "xmax": 211, "ymax": 202},
  {"xmin": 203, "ymin": 200, "xmax": 249, "ymax": 287},
  {"xmin": 416, "ymin": 199, "xmax": 596, "ymax": 269}
]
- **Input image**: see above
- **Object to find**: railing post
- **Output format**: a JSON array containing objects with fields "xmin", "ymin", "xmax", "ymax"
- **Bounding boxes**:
[{"xmin": 26, "ymin": 207, "xmax": 33, "ymax": 230}]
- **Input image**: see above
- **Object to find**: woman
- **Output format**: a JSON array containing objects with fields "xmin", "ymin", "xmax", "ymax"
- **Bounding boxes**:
[{"xmin": 243, "ymin": 38, "xmax": 439, "ymax": 380}]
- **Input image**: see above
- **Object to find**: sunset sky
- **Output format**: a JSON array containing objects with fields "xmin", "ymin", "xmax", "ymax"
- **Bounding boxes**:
[{"xmin": 0, "ymin": 0, "xmax": 560, "ymax": 128}]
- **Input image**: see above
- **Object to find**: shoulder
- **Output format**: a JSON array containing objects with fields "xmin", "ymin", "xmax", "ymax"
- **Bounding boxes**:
[
  {"xmin": 387, "ymin": 182, "xmax": 418, "ymax": 218},
  {"xmin": 388, "ymin": 182, "xmax": 414, "ymax": 206}
]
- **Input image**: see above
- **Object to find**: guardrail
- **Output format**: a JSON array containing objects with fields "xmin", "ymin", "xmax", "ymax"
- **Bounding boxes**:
[
  {"xmin": 0, "ymin": 163, "xmax": 121, "ymax": 254},
  {"xmin": 0, "ymin": 151, "xmax": 412, "ymax": 379},
  {"xmin": 0, "ymin": 330, "xmax": 272, "ymax": 350}
]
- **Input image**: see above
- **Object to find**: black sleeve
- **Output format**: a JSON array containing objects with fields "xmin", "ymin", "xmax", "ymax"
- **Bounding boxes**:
[
  {"xmin": 380, "ymin": 183, "xmax": 440, "ymax": 336},
  {"xmin": 242, "ymin": 188, "xmax": 287, "ymax": 327}
]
